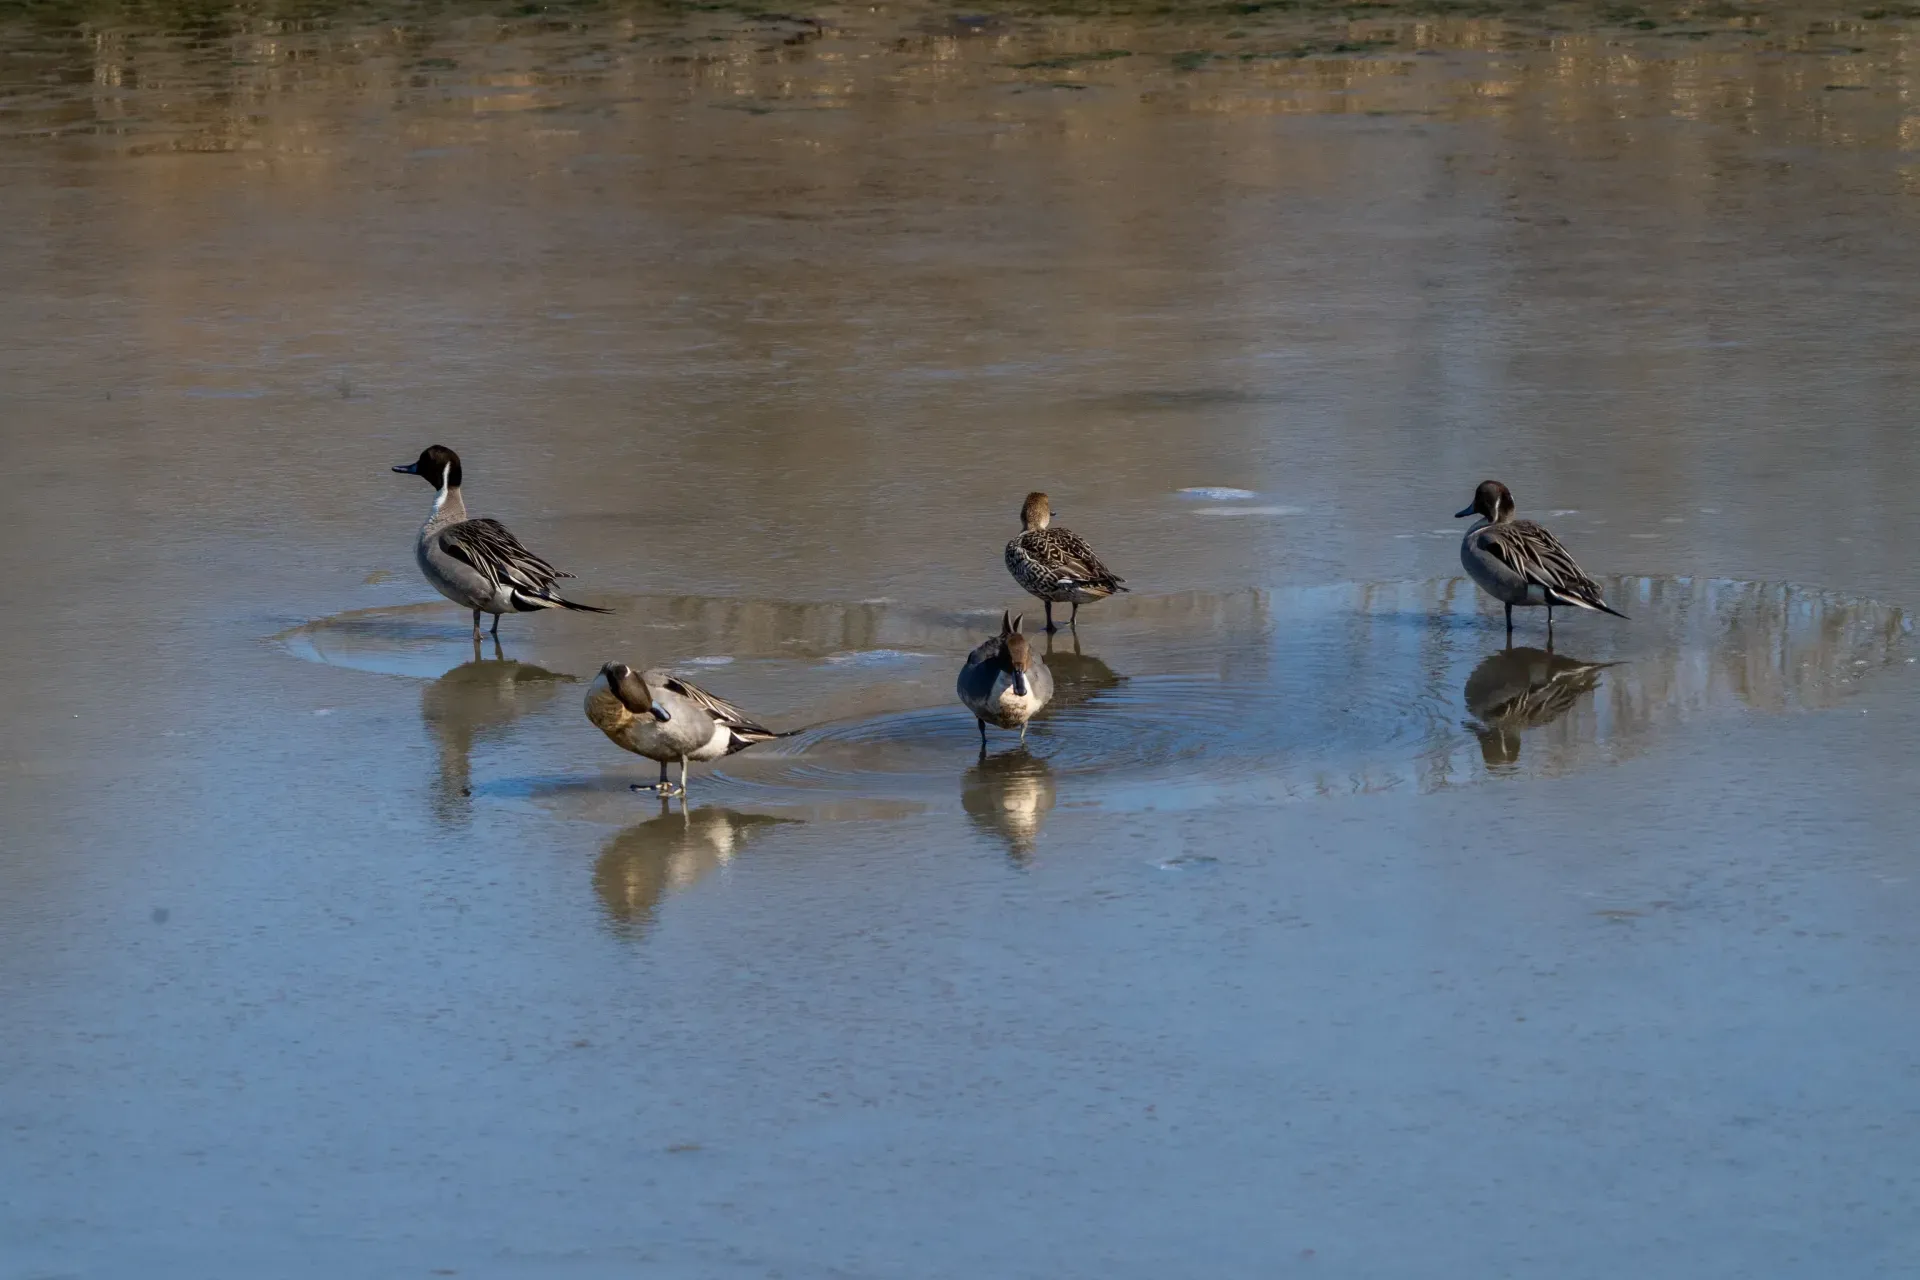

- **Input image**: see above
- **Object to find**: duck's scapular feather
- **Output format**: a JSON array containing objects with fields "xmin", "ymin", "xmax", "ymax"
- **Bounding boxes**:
[
  {"xmin": 1005, "ymin": 526, "xmax": 1127, "ymax": 601},
  {"xmin": 437, "ymin": 516, "xmax": 581, "ymax": 608},
  {"xmin": 655, "ymin": 673, "xmax": 785, "ymax": 754},
  {"xmin": 1474, "ymin": 520, "xmax": 1619, "ymax": 613}
]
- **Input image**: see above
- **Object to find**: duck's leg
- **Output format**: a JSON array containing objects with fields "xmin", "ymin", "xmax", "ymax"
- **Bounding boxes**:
[
  {"xmin": 471, "ymin": 608, "xmax": 484, "ymax": 640},
  {"xmin": 629, "ymin": 761, "xmax": 672, "ymax": 794},
  {"xmin": 490, "ymin": 610, "xmax": 502, "ymax": 637},
  {"xmin": 1019, "ymin": 720, "xmax": 1028, "ymax": 744},
  {"xmin": 679, "ymin": 756, "xmax": 690, "ymax": 798},
  {"xmin": 1069, "ymin": 602, "xmax": 1079, "ymax": 629},
  {"xmin": 1504, "ymin": 602, "xmax": 1513, "ymax": 639},
  {"xmin": 1043, "ymin": 601, "xmax": 1057, "ymax": 633},
  {"xmin": 978, "ymin": 718, "xmax": 988, "ymax": 747},
  {"xmin": 1546, "ymin": 603, "xmax": 1555, "ymax": 645}
]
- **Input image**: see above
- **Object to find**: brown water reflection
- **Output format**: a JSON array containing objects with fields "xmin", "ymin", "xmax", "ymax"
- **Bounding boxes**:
[
  {"xmin": 385, "ymin": 576, "xmax": 1910, "ymax": 814},
  {"xmin": 961, "ymin": 746, "xmax": 1058, "ymax": 862},
  {"xmin": 592, "ymin": 802, "xmax": 800, "ymax": 938},
  {"xmin": 418, "ymin": 643, "xmax": 574, "ymax": 821}
]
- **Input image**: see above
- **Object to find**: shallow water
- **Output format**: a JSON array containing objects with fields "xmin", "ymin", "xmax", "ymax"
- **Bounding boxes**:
[{"xmin": 8, "ymin": 2, "xmax": 1920, "ymax": 1275}]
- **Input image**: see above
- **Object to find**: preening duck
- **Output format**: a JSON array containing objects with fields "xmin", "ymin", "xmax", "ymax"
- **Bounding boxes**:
[{"xmin": 585, "ymin": 661, "xmax": 792, "ymax": 798}]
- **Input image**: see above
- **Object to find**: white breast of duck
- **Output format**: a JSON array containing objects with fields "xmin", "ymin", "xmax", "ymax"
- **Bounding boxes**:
[
  {"xmin": 957, "ymin": 615, "xmax": 1052, "ymax": 728},
  {"xmin": 976, "ymin": 668, "xmax": 1047, "ymax": 727}
]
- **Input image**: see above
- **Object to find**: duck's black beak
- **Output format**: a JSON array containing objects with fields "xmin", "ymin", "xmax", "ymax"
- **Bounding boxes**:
[
  {"xmin": 1454, "ymin": 503, "xmax": 1477, "ymax": 518},
  {"xmin": 393, "ymin": 462, "xmax": 419, "ymax": 475}
]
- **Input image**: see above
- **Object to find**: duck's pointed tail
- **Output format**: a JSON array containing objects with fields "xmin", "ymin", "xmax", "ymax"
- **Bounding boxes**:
[
  {"xmin": 724, "ymin": 725, "xmax": 804, "ymax": 755},
  {"xmin": 1547, "ymin": 586, "xmax": 1628, "ymax": 620}
]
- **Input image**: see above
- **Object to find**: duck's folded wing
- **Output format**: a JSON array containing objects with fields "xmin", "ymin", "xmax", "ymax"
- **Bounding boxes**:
[
  {"xmin": 1032, "ymin": 529, "xmax": 1126, "ymax": 589},
  {"xmin": 661, "ymin": 675, "xmax": 779, "ymax": 739},
  {"xmin": 1481, "ymin": 521, "xmax": 1602, "ymax": 599},
  {"xmin": 439, "ymin": 517, "xmax": 572, "ymax": 591}
]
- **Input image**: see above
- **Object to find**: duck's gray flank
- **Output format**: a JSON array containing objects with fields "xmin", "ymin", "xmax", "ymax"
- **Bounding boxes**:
[
  {"xmin": 393, "ymin": 444, "xmax": 611, "ymax": 639},
  {"xmin": 1004, "ymin": 491, "xmax": 1127, "ymax": 632},
  {"xmin": 1455, "ymin": 479, "xmax": 1626, "ymax": 639}
]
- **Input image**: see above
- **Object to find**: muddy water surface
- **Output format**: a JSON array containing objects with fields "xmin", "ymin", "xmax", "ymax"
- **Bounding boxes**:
[{"xmin": 6, "ymin": 2, "xmax": 1920, "ymax": 1276}]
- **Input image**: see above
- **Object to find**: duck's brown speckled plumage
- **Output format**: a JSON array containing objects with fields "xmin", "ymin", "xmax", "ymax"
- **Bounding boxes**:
[{"xmin": 1004, "ymin": 493, "xmax": 1127, "ymax": 626}]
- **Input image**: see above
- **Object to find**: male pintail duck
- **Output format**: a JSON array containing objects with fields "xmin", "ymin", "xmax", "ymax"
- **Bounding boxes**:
[
  {"xmin": 1455, "ymin": 480, "xmax": 1626, "ymax": 639},
  {"xmin": 586, "ymin": 661, "xmax": 793, "ymax": 797},
  {"xmin": 957, "ymin": 611, "xmax": 1054, "ymax": 745},
  {"xmin": 1005, "ymin": 492, "xmax": 1128, "ymax": 632},
  {"xmin": 393, "ymin": 444, "xmax": 610, "ymax": 639}
]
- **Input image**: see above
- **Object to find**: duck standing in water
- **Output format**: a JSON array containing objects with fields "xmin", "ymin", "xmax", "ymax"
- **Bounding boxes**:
[
  {"xmin": 957, "ymin": 612, "xmax": 1054, "ymax": 746},
  {"xmin": 393, "ymin": 444, "xmax": 610, "ymax": 640},
  {"xmin": 1455, "ymin": 480, "xmax": 1626, "ymax": 640},
  {"xmin": 586, "ymin": 661, "xmax": 792, "ymax": 798},
  {"xmin": 1004, "ymin": 491, "xmax": 1128, "ymax": 632}
]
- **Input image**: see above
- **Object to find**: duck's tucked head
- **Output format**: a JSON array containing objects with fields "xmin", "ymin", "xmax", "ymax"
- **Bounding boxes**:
[
  {"xmin": 393, "ymin": 444, "xmax": 462, "ymax": 491},
  {"xmin": 999, "ymin": 611, "xmax": 1034, "ymax": 696},
  {"xmin": 1019, "ymin": 492, "xmax": 1052, "ymax": 532},
  {"xmin": 1456, "ymin": 479, "xmax": 1516, "ymax": 524},
  {"xmin": 601, "ymin": 661, "xmax": 670, "ymax": 722}
]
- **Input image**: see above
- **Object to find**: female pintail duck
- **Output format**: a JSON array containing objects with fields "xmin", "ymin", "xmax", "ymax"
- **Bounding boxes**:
[
  {"xmin": 393, "ymin": 445, "xmax": 610, "ymax": 640},
  {"xmin": 1005, "ymin": 492, "xmax": 1128, "ymax": 632},
  {"xmin": 957, "ymin": 611, "xmax": 1054, "ymax": 745},
  {"xmin": 1455, "ymin": 480, "xmax": 1626, "ymax": 639},
  {"xmin": 586, "ymin": 661, "xmax": 793, "ymax": 797}
]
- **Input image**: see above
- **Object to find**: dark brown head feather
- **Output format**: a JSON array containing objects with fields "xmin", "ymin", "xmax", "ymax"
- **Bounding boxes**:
[
  {"xmin": 1003, "ymin": 631, "xmax": 1033, "ymax": 673},
  {"xmin": 1474, "ymin": 479, "xmax": 1515, "ymax": 522},
  {"xmin": 601, "ymin": 661, "xmax": 651, "ymax": 714},
  {"xmin": 407, "ymin": 444, "xmax": 463, "ymax": 490}
]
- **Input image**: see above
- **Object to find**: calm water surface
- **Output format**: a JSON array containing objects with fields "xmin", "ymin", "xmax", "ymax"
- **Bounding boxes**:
[{"xmin": 5, "ymin": 2, "xmax": 1920, "ymax": 1275}]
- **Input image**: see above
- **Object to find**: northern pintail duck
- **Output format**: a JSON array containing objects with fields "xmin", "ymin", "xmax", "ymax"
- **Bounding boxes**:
[
  {"xmin": 393, "ymin": 445, "xmax": 610, "ymax": 639},
  {"xmin": 1005, "ymin": 491, "xmax": 1128, "ymax": 632},
  {"xmin": 585, "ymin": 661, "xmax": 792, "ymax": 797},
  {"xmin": 1455, "ymin": 480, "xmax": 1626, "ymax": 639},
  {"xmin": 957, "ymin": 611, "xmax": 1054, "ymax": 744}
]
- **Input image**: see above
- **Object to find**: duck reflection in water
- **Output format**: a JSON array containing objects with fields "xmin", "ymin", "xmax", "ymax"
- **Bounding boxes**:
[
  {"xmin": 1041, "ymin": 630, "xmax": 1124, "ymax": 711},
  {"xmin": 593, "ymin": 803, "xmax": 801, "ymax": 939},
  {"xmin": 420, "ymin": 638, "xmax": 574, "ymax": 819},
  {"xmin": 1463, "ymin": 645, "xmax": 1617, "ymax": 769},
  {"xmin": 962, "ymin": 747, "xmax": 1057, "ymax": 864}
]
